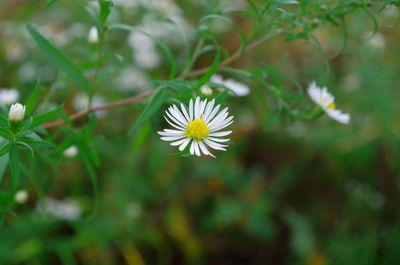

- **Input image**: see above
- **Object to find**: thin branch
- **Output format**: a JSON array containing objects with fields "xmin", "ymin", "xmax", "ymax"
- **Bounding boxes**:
[
  {"xmin": 41, "ymin": 91, "xmax": 153, "ymax": 129},
  {"xmin": 41, "ymin": 31, "xmax": 280, "ymax": 129}
]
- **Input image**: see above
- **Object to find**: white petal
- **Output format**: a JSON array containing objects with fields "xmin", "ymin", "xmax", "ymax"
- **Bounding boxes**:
[
  {"xmin": 189, "ymin": 140, "xmax": 195, "ymax": 155},
  {"xmin": 204, "ymin": 104, "xmax": 220, "ymax": 124},
  {"xmin": 204, "ymin": 139, "xmax": 227, "ymax": 151},
  {"xmin": 198, "ymin": 141, "xmax": 215, "ymax": 158},
  {"xmin": 161, "ymin": 135, "xmax": 186, "ymax": 141},
  {"xmin": 164, "ymin": 116, "xmax": 186, "ymax": 130},
  {"xmin": 208, "ymin": 108, "xmax": 229, "ymax": 128},
  {"xmin": 189, "ymin": 98, "xmax": 194, "ymax": 121},
  {"xmin": 158, "ymin": 130, "xmax": 184, "ymax": 136},
  {"xmin": 208, "ymin": 131, "xmax": 232, "ymax": 137},
  {"xmin": 203, "ymin": 99, "xmax": 215, "ymax": 121},
  {"xmin": 194, "ymin": 141, "xmax": 201, "ymax": 156},
  {"xmin": 194, "ymin": 97, "xmax": 200, "ymax": 120},
  {"xmin": 325, "ymin": 109, "xmax": 350, "ymax": 124},
  {"xmin": 200, "ymin": 98, "xmax": 207, "ymax": 117},
  {"xmin": 170, "ymin": 105, "xmax": 188, "ymax": 125},
  {"xmin": 180, "ymin": 103, "xmax": 190, "ymax": 122},
  {"xmin": 207, "ymin": 137, "xmax": 230, "ymax": 143},
  {"xmin": 167, "ymin": 107, "xmax": 186, "ymax": 127},
  {"xmin": 179, "ymin": 138, "xmax": 191, "ymax": 151},
  {"xmin": 210, "ymin": 119, "xmax": 234, "ymax": 132},
  {"xmin": 170, "ymin": 138, "xmax": 189, "ymax": 146}
]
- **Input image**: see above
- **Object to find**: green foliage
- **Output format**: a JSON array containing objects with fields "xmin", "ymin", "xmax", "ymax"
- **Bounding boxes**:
[{"xmin": 0, "ymin": 0, "xmax": 400, "ymax": 264}]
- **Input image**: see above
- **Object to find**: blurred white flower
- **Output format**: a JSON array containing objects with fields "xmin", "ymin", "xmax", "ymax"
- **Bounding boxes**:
[
  {"xmin": 63, "ymin": 145, "xmax": 78, "ymax": 158},
  {"xmin": 307, "ymin": 81, "xmax": 350, "ymax": 124},
  {"xmin": 5, "ymin": 41, "xmax": 26, "ymax": 63},
  {"xmin": 72, "ymin": 93, "xmax": 108, "ymax": 118},
  {"xmin": 340, "ymin": 73, "xmax": 362, "ymax": 91},
  {"xmin": 211, "ymin": 74, "xmax": 250, "ymax": 97},
  {"xmin": 125, "ymin": 202, "xmax": 142, "ymax": 218},
  {"xmin": 36, "ymin": 197, "xmax": 82, "ymax": 221},
  {"xmin": 201, "ymin": 85, "xmax": 213, "ymax": 96},
  {"xmin": 18, "ymin": 62, "xmax": 37, "ymax": 82},
  {"xmin": 118, "ymin": 67, "xmax": 151, "ymax": 91},
  {"xmin": 128, "ymin": 31, "xmax": 154, "ymax": 50},
  {"xmin": 8, "ymin": 103, "xmax": 25, "ymax": 122},
  {"xmin": 0, "ymin": 88, "xmax": 19, "ymax": 105},
  {"xmin": 158, "ymin": 97, "xmax": 233, "ymax": 157},
  {"xmin": 134, "ymin": 49, "xmax": 161, "ymax": 69},
  {"xmin": 88, "ymin": 26, "xmax": 99, "ymax": 43},
  {"xmin": 365, "ymin": 32, "xmax": 386, "ymax": 49},
  {"xmin": 14, "ymin": 190, "xmax": 28, "ymax": 204}
]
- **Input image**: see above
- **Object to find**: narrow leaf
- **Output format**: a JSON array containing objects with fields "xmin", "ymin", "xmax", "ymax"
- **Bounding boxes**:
[
  {"xmin": 129, "ymin": 88, "xmax": 167, "ymax": 134},
  {"xmin": 195, "ymin": 41, "xmax": 220, "ymax": 88},
  {"xmin": 0, "ymin": 153, "xmax": 9, "ymax": 184},
  {"xmin": 25, "ymin": 82, "xmax": 41, "ymax": 116},
  {"xmin": 26, "ymin": 24, "xmax": 90, "ymax": 93},
  {"xmin": 45, "ymin": 0, "xmax": 59, "ymax": 8},
  {"xmin": 32, "ymin": 106, "xmax": 63, "ymax": 128},
  {"xmin": 0, "ymin": 116, "xmax": 8, "ymax": 127},
  {"xmin": 9, "ymin": 145, "xmax": 20, "ymax": 191},
  {"xmin": 0, "ymin": 128, "xmax": 12, "ymax": 141}
]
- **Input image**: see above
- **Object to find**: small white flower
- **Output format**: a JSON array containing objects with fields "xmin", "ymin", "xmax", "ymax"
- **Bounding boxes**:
[
  {"xmin": 158, "ymin": 97, "xmax": 233, "ymax": 157},
  {"xmin": 14, "ymin": 190, "xmax": 28, "ymax": 204},
  {"xmin": 0, "ymin": 88, "xmax": 19, "ymax": 105},
  {"xmin": 72, "ymin": 93, "xmax": 108, "ymax": 118},
  {"xmin": 366, "ymin": 32, "xmax": 386, "ymax": 49},
  {"xmin": 8, "ymin": 103, "xmax": 25, "ymax": 122},
  {"xmin": 88, "ymin": 26, "xmax": 99, "ymax": 43},
  {"xmin": 211, "ymin": 74, "xmax": 250, "ymax": 97},
  {"xmin": 63, "ymin": 145, "xmax": 78, "ymax": 158},
  {"xmin": 200, "ymin": 85, "xmax": 213, "ymax": 96},
  {"xmin": 134, "ymin": 49, "xmax": 161, "ymax": 69},
  {"xmin": 125, "ymin": 202, "xmax": 142, "ymax": 218},
  {"xmin": 36, "ymin": 197, "xmax": 82, "ymax": 221},
  {"xmin": 307, "ymin": 81, "xmax": 350, "ymax": 124}
]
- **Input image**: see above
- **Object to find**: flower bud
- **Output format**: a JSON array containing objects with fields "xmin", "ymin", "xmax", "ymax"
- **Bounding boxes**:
[
  {"xmin": 8, "ymin": 103, "xmax": 25, "ymax": 122},
  {"xmin": 14, "ymin": 190, "xmax": 28, "ymax": 204},
  {"xmin": 63, "ymin": 145, "xmax": 78, "ymax": 158},
  {"xmin": 88, "ymin": 26, "xmax": 99, "ymax": 44},
  {"xmin": 200, "ymin": 85, "xmax": 213, "ymax": 96}
]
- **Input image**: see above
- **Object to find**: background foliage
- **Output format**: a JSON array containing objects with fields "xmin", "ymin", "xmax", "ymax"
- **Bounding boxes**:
[{"xmin": 1, "ymin": 0, "xmax": 400, "ymax": 264}]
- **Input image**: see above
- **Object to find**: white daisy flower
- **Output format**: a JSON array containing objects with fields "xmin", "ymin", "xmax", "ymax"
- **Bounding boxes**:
[
  {"xmin": 211, "ymin": 74, "xmax": 250, "ymax": 97},
  {"xmin": 0, "ymin": 88, "xmax": 19, "ymax": 105},
  {"xmin": 307, "ymin": 81, "xmax": 350, "ymax": 124},
  {"xmin": 158, "ymin": 97, "xmax": 233, "ymax": 157}
]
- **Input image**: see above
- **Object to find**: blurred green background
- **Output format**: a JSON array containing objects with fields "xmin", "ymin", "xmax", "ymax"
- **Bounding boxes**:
[{"xmin": 1, "ymin": 0, "xmax": 400, "ymax": 264}]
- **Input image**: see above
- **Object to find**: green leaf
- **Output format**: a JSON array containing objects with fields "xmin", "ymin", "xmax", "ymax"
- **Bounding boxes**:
[
  {"xmin": 155, "ymin": 80, "xmax": 192, "ymax": 99},
  {"xmin": 109, "ymin": 23, "xmax": 177, "ymax": 79},
  {"xmin": 215, "ymin": 89, "xmax": 229, "ymax": 105},
  {"xmin": 0, "ymin": 116, "xmax": 8, "ymax": 127},
  {"xmin": 129, "ymin": 87, "xmax": 167, "ymax": 134},
  {"xmin": 195, "ymin": 40, "xmax": 220, "ymax": 89},
  {"xmin": 0, "ymin": 128, "xmax": 12, "ymax": 141},
  {"xmin": 22, "ymin": 140, "xmax": 55, "ymax": 149},
  {"xmin": 100, "ymin": 0, "xmax": 114, "ymax": 24},
  {"xmin": 16, "ymin": 141, "xmax": 34, "ymax": 157},
  {"xmin": 45, "ymin": 0, "xmax": 59, "ymax": 8},
  {"xmin": 0, "ymin": 153, "xmax": 9, "ymax": 184},
  {"xmin": 32, "ymin": 106, "xmax": 63, "ymax": 128},
  {"xmin": 26, "ymin": 24, "xmax": 90, "ymax": 94},
  {"xmin": 25, "ymin": 82, "xmax": 41, "ymax": 116},
  {"xmin": 0, "ymin": 142, "xmax": 11, "ymax": 158},
  {"xmin": 200, "ymin": 15, "xmax": 247, "ymax": 54},
  {"xmin": 9, "ymin": 145, "xmax": 20, "ymax": 191}
]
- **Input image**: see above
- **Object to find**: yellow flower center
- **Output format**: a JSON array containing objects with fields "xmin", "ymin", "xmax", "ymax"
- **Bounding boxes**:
[
  {"xmin": 327, "ymin": 102, "xmax": 335, "ymax": 109},
  {"xmin": 184, "ymin": 115, "xmax": 209, "ymax": 140}
]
